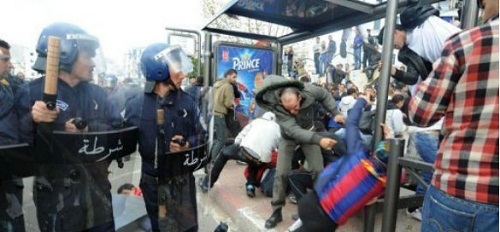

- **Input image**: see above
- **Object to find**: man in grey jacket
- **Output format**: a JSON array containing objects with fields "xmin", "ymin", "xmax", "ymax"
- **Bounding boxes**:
[{"xmin": 255, "ymin": 75, "xmax": 344, "ymax": 229}]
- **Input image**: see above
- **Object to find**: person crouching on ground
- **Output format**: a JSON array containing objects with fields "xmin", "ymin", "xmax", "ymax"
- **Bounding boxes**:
[{"xmin": 199, "ymin": 111, "xmax": 281, "ymax": 197}]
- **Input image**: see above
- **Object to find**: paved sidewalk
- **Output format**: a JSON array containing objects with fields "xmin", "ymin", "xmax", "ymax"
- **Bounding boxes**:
[{"xmin": 196, "ymin": 161, "xmax": 422, "ymax": 232}]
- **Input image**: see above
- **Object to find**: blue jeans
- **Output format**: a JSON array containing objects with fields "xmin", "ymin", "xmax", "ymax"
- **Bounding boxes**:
[
  {"xmin": 353, "ymin": 48, "xmax": 362, "ymax": 70},
  {"xmin": 334, "ymin": 128, "xmax": 372, "ymax": 152},
  {"xmin": 211, "ymin": 115, "xmax": 227, "ymax": 161},
  {"xmin": 341, "ymin": 98, "xmax": 372, "ymax": 155},
  {"xmin": 422, "ymin": 186, "xmax": 499, "ymax": 232},
  {"xmin": 414, "ymin": 131, "xmax": 438, "ymax": 194}
]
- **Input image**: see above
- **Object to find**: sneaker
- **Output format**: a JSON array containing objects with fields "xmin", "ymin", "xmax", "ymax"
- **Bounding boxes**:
[
  {"xmin": 198, "ymin": 177, "xmax": 209, "ymax": 193},
  {"xmin": 406, "ymin": 208, "xmax": 422, "ymax": 221},
  {"xmin": 287, "ymin": 219, "xmax": 303, "ymax": 232},
  {"xmin": 246, "ymin": 185, "xmax": 255, "ymax": 198}
]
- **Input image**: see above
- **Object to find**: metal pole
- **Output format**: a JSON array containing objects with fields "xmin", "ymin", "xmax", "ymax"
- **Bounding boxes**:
[
  {"xmin": 203, "ymin": 32, "xmax": 213, "ymax": 120},
  {"xmin": 363, "ymin": 204, "xmax": 377, "ymax": 232},
  {"xmin": 460, "ymin": 0, "xmax": 479, "ymax": 29},
  {"xmin": 372, "ymin": 0, "xmax": 398, "ymax": 150},
  {"xmin": 381, "ymin": 139, "xmax": 405, "ymax": 232},
  {"xmin": 276, "ymin": 42, "xmax": 283, "ymax": 76}
]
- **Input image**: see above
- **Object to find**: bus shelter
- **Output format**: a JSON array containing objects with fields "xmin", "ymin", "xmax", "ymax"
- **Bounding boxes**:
[{"xmin": 201, "ymin": 0, "xmax": 480, "ymax": 231}]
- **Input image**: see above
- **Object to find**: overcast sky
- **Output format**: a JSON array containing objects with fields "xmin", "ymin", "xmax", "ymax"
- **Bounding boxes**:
[{"xmin": 1, "ymin": 0, "xmax": 206, "ymax": 61}]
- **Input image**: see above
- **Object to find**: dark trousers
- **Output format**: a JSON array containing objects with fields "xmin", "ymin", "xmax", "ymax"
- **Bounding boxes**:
[
  {"xmin": 84, "ymin": 222, "xmax": 115, "ymax": 232},
  {"xmin": 296, "ymin": 192, "xmax": 338, "ymax": 232},
  {"xmin": 288, "ymin": 170, "xmax": 313, "ymax": 202},
  {"xmin": 364, "ymin": 64, "xmax": 378, "ymax": 80},
  {"xmin": 0, "ymin": 178, "xmax": 25, "ymax": 232},
  {"xmin": 140, "ymin": 173, "xmax": 198, "ymax": 232},
  {"xmin": 33, "ymin": 166, "xmax": 114, "ymax": 232},
  {"xmin": 209, "ymin": 144, "xmax": 260, "ymax": 187},
  {"xmin": 314, "ymin": 53, "xmax": 320, "ymax": 75},
  {"xmin": 362, "ymin": 50, "xmax": 372, "ymax": 69},
  {"xmin": 140, "ymin": 174, "xmax": 160, "ymax": 231},
  {"xmin": 211, "ymin": 115, "xmax": 228, "ymax": 161},
  {"xmin": 287, "ymin": 60, "xmax": 294, "ymax": 77}
]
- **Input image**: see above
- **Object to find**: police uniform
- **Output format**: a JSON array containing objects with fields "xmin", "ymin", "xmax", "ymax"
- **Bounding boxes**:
[
  {"xmin": 125, "ymin": 89, "xmax": 203, "ymax": 232},
  {"xmin": 0, "ymin": 78, "xmax": 25, "ymax": 232},
  {"xmin": 16, "ymin": 77, "xmax": 121, "ymax": 232}
]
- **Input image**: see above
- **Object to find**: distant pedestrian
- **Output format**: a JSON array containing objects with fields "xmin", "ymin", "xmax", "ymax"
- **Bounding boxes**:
[{"xmin": 285, "ymin": 47, "xmax": 294, "ymax": 78}]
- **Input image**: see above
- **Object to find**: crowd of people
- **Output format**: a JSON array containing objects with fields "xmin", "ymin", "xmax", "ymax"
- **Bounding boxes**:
[
  {"xmin": 285, "ymin": 24, "xmax": 380, "ymax": 82},
  {"xmin": 199, "ymin": 1, "xmax": 498, "ymax": 231}
]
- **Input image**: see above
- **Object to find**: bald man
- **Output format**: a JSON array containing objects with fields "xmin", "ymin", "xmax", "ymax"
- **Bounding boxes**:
[{"xmin": 255, "ymin": 75, "xmax": 344, "ymax": 229}]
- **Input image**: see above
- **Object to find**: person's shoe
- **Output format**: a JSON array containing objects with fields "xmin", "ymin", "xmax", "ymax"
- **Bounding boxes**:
[
  {"xmin": 265, "ymin": 208, "xmax": 282, "ymax": 229},
  {"xmin": 289, "ymin": 194, "xmax": 298, "ymax": 204},
  {"xmin": 287, "ymin": 219, "xmax": 303, "ymax": 232},
  {"xmin": 198, "ymin": 177, "xmax": 209, "ymax": 193},
  {"xmin": 246, "ymin": 185, "xmax": 255, "ymax": 198},
  {"xmin": 214, "ymin": 222, "xmax": 228, "ymax": 232},
  {"xmin": 406, "ymin": 208, "xmax": 422, "ymax": 221}
]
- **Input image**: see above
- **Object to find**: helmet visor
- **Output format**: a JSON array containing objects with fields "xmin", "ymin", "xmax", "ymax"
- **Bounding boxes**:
[
  {"xmin": 154, "ymin": 45, "xmax": 193, "ymax": 75},
  {"xmin": 65, "ymin": 33, "xmax": 100, "ymax": 55},
  {"xmin": 68, "ymin": 33, "xmax": 106, "ymax": 82}
]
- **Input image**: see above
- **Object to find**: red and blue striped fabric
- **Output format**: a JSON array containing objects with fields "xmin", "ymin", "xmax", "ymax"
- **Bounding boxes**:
[{"xmin": 314, "ymin": 151, "xmax": 386, "ymax": 225}]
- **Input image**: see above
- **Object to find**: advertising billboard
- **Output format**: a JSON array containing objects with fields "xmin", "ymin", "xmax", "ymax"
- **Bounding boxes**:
[{"xmin": 214, "ymin": 42, "xmax": 276, "ymax": 129}]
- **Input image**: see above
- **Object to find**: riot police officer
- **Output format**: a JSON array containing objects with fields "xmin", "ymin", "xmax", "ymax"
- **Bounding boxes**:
[
  {"xmin": 0, "ymin": 39, "xmax": 26, "ymax": 232},
  {"xmin": 124, "ymin": 43, "xmax": 204, "ymax": 232},
  {"xmin": 15, "ymin": 22, "xmax": 121, "ymax": 232},
  {"xmin": 104, "ymin": 73, "xmax": 119, "ymax": 95}
]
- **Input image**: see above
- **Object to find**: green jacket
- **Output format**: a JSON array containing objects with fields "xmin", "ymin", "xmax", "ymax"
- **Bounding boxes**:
[
  {"xmin": 255, "ymin": 75, "xmax": 339, "ymax": 144},
  {"xmin": 212, "ymin": 78, "xmax": 234, "ymax": 116}
]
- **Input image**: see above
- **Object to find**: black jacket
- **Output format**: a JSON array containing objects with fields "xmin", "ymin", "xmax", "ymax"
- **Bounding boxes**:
[{"xmin": 394, "ymin": 45, "xmax": 433, "ymax": 85}]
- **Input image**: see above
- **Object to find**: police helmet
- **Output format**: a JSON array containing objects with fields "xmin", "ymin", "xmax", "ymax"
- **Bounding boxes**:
[
  {"xmin": 140, "ymin": 43, "xmax": 193, "ymax": 93},
  {"xmin": 32, "ymin": 22, "xmax": 100, "ymax": 73},
  {"xmin": 104, "ymin": 73, "xmax": 118, "ymax": 89}
]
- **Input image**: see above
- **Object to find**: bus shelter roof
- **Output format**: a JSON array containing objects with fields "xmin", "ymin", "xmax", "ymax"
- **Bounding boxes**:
[{"xmin": 202, "ymin": 0, "xmax": 440, "ymax": 45}]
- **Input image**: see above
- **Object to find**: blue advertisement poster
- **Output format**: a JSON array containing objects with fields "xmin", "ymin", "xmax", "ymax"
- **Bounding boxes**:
[{"xmin": 215, "ymin": 42, "xmax": 275, "ymax": 127}]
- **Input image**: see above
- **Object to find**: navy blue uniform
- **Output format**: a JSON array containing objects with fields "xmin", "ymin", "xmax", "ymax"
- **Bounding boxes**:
[
  {"xmin": 125, "ymin": 89, "xmax": 204, "ymax": 232},
  {"xmin": 15, "ymin": 77, "xmax": 121, "ymax": 232},
  {"xmin": 0, "ymin": 79, "xmax": 25, "ymax": 232},
  {"xmin": 0, "ymin": 80, "xmax": 18, "ymax": 145}
]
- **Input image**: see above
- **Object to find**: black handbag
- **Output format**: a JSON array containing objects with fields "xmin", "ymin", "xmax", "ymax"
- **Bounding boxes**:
[{"xmin": 359, "ymin": 110, "xmax": 376, "ymax": 135}]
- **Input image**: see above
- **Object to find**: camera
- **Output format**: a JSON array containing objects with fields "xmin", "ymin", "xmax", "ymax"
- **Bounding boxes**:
[{"xmin": 172, "ymin": 138, "xmax": 186, "ymax": 146}]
